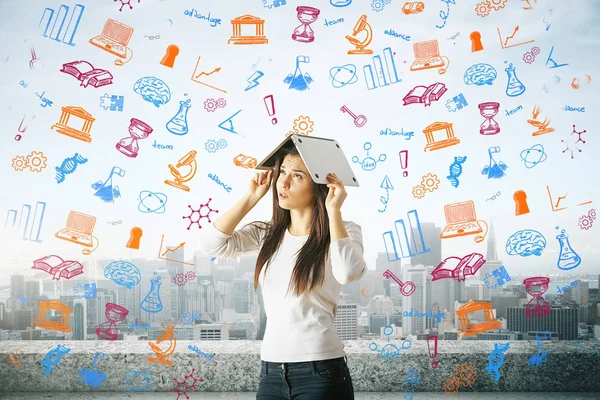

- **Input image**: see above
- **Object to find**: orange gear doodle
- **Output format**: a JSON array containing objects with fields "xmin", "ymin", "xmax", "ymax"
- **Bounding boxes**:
[
  {"xmin": 488, "ymin": 0, "xmax": 507, "ymax": 11},
  {"xmin": 421, "ymin": 173, "xmax": 440, "ymax": 192},
  {"xmin": 455, "ymin": 363, "xmax": 477, "ymax": 385},
  {"xmin": 292, "ymin": 115, "xmax": 314, "ymax": 136},
  {"xmin": 412, "ymin": 185, "xmax": 426, "ymax": 199},
  {"xmin": 26, "ymin": 151, "xmax": 48, "ymax": 172},
  {"xmin": 475, "ymin": 1, "xmax": 490, "ymax": 17},
  {"xmin": 442, "ymin": 377, "xmax": 460, "ymax": 395},
  {"xmin": 11, "ymin": 155, "xmax": 27, "ymax": 171}
]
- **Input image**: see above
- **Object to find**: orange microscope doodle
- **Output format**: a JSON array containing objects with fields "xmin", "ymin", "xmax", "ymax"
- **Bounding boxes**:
[
  {"xmin": 165, "ymin": 150, "xmax": 198, "ymax": 192},
  {"xmin": 11, "ymin": 151, "xmax": 47, "ymax": 172},
  {"xmin": 148, "ymin": 324, "xmax": 176, "ymax": 366},
  {"xmin": 32, "ymin": 300, "xmax": 73, "ymax": 333},
  {"xmin": 456, "ymin": 300, "xmax": 501, "ymax": 337},
  {"xmin": 346, "ymin": 15, "xmax": 373, "ymax": 55},
  {"xmin": 527, "ymin": 105, "xmax": 554, "ymax": 136},
  {"xmin": 228, "ymin": 15, "xmax": 268, "ymax": 45}
]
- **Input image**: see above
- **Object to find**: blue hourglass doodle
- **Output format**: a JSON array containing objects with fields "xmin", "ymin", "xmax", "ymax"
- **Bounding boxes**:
[
  {"xmin": 352, "ymin": 142, "xmax": 386, "ymax": 171},
  {"xmin": 368, "ymin": 325, "xmax": 411, "ymax": 361}
]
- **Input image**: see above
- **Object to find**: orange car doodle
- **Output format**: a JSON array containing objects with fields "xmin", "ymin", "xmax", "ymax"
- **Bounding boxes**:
[
  {"xmin": 228, "ymin": 15, "xmax": 268, "ymax": 44},
  {"xmin": 51, "ymin": 106, "xmax": 95, "ymax": 143},
  {"xmin": 32, "ymin": 300, "xmax": 73, "ymax": 332},
  {"xmin": 165, "ymin": 150, "xmax": 198, "ymax": 192},
  {"xmin": 527, "ymin": 105, "xmax": 554, "ymax": 136},
  {"xmin": 546, "ymin": 185, "xmax": 592, "ymax": 212},
  {"xmin": 89, "ymin": 18, "xmax": 134, "ymax": 66},
  {"xmin": 158, "ymin": 235, "xmax": 194, "ymax": 266},
  {"xmin": 497, "ymin": 26, "xmax": 534, "ymax": 49},
  {"xmin": 191, "ymin": 57, "xmax": 227, "ymax": 93},
  {"xmin": 55, "ymin": 211, "xmax": 99, "ymax": 255},
  {"xmin": 12, "ymin": 151, "xmax": 47, "ymax": 172},
  {"xmin": 422, "ymin": 122, "xmax": 459, "ymax": 152}
]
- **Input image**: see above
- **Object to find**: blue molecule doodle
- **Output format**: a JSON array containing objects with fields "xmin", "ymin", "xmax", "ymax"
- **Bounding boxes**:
[
  {"xmin": 284, "ymin": 55, "xmax": 313, "ymax": 91},
  {"xmin": 329, "ymin": 64, "xmax": 358, "ymax": 88},
  {"xmin": 464, "ymin": 63, "xmax": 497, "ymax": 86},
  {"xmin": 368, "ymin": 325, "xmax": 411, "ymax": 361},
  {"xmin": 133, "ymin": 76, "xmax": 171, "ymax": 107},
  {"xmin": 481, "ymin": 146, "xmax": 507, "ymax": 179},
  {"xmin": 447, "ymin": 156, "xmax": 467, "ymax": 188},
  {"xmin": 41, "ymin": 344, "xmax": 71, "ymax": 376},
  {"xmin": 353, "ymin": 142, "xmax": 386, "ymax": 171},
  {"xmin": 138, "ymin": 190, "xmax": 168, "ymax": 214},
  {"xmin": 506, "ymin": 229, "xmax": 546, "ymax": 257},
  {"xmin": 125, "ymin": 370, "xmax": 153, "ymax": 392},
  {"xmin": 56, "ymin": 153, "xmax": 88, "ymax": 183},
  {"xmin": 485, "ymin": 343, "xmax": 510, "ymax": 382},
  {"xmin": 520, "ymin": 144, "xmax": 547, "ymax": 168},
  {"xmin": 104, "ymin": 260, "xmax": 141, "ymax": 289}
]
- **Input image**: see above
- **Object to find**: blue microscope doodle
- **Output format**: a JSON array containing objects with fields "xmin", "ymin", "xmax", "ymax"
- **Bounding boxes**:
[
  {"xmin": 41, "ymin": 344, "xmax": 71, "ymax": 376},
  {"xmin": 133, "ymin": 76, "xmax": 171, "ymax": 107},
  {"xmin": 520, "ymin": 144, "xmax": 547, "ymax": 169},
  {"xmin": 78, "ymin": 352, "xmax": 108, "ymax": 388},
  {"xmin": 404, "ymin": 365, "xmax": 420, "ymax": 400},
  {"xmin": 506, "ymin": 229, "xmax": 546, "ymax": 257},
  {"xmin": 329, "ymin": 64, "xmax": 358, "ymax": 88},
  {"xmin": 138, "ymin": 190, "xmax": 168, "ymax": 214},
  {"xmin": 378, "ymin": 175, "xmax": 394, "ymax": 213},
  {"xmin": 56, "ymin": 153, "xmax": 88, "ymax": 183},
  {"xmin": 447, "ymin": 156, "xmax": 466, "ymax": 187},
  {"xmin": 483, "ymin": 266, "xmax": 511, "ymax": 289},
  {"xmin": 464, "ymin": 63, "xmax": 497, "ymax": 86},
  {"xmin": 353, "ymin": 142, "xmax": 386, "ymax": 171},
  {"xmin": 481, "ymin": 146, "xmax": 507, "ymax": 179},
  {"xmin": 369, "ymin": 325, "xmax": 411, "ymax": 361},
  {"xmin": 92, "ymin": 166, "xmax": 125, "ymax": 202},
  {"xmin": 125, "ymin": 370, "xmax": 153, "ymax": 392},
  {"xmin": 100, "ymin": 93, "xmax": 124, "ymax": 111},
  {"xmin": 485, "ymin": 343, "xmax": 510, "ymax": 382},
  {"xmin": 529, "ymin": 331, "xmax": 551, "ymax": 368},
  {"xmin": 105, "ymin": 261, "xmax": 141, "ymax": 289},
  {"xmin": 446, "ymin": 93, "xmax": 468, "ymax": 112},
  {"xmin": 284, "ymin": 55, "xmax": 313, "ymax": 91}
]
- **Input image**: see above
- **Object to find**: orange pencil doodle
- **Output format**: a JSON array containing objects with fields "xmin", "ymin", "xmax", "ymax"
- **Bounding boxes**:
[
  {"xmin": 51, "ymin": 106, "xmax": 95, "ymax": 143},
  {"xmin": 191, "ymin": 57, "xmax": 227, "ymax": 93},
  {"xmin": 228, "ymin": 15, "xmax": 268, "ymax": 45},
  {"xmin": 89, "ymin": 19, "xmax": 134, "ymax": 66},
  {"xmin": 422, "ymin": 121, "xmax": 460, "ymax": 152},
  {"xmin": 456, "ymin": 300, "xmax": 501, "ymax": 337},
  {"xmin": 160, "ymin": 45, "xmax": 179, "ymax": 68},
  {"xmin": 346, "ymin": 15, "xmax": 373, "ymax": 54},
  {"xmin": 32, "ymin": 300, "xmax": 73, "ymax": 332},
  {"xmin": 527, "ymin": 105, "xmax": 554, "ymax": 136},
  {"xmin": 148, "ymin": 324, "xmax": 176, "ymax": 366},
  {"xmin": 497, "ymin": 25, "xmax": 534, "ymax": 49}
]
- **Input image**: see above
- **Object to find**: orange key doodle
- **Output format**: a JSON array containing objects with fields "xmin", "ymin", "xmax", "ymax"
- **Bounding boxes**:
[
  {"xmin": 497, "ymin": 25, "xmax": 534, "ymax": 49},
  {"xmin": 148, "ymin": 324, "xmax": 176, "ymax": 366},
  {"xmin": 440, "ymin": 200, "xmax": 488, "ymax": 243},
  {"xmin": 160, "ymin": 45, "xmax": 179, "ymax": 68},
  {"xmin": 470, "ymin": 31, "xmax": 483, "ymax": 52},
  {"xmin": 32, "ymin": 300, "xmax": 73, "ymax": 332},
  {"xmin": 165, "ymin": 150, "xmax": 198, "ymax": 192},
  {"xmin": 527, "ymin": 105, "xmax": 554, "ymax": 136},
  {"xmin": 89, "ymin": 19, "xmax": 134, "ymax": 66},
  {"xmin": 409, "ymin": 40, "xmax": 448, "ymax": 74},
  {"xmin": 233, "ymin": 154, "xmax": 257, "ymax": 169},
  {"xmin": 191, "ymin": 56, "xmax": 227, "ymax": 93},
  {"xmin": 228, "ymin": 15, "xmax": 268, "ymax": 45},
  {"xmin": 11, "ymin": 151, "xmax": 47, "ymax": 172},
  {"xmin": 546, "ymin": 185, "xmax": 592, "ymax": 212},
  {"xmin": 346, "ymin": 15, "xmax": 373, "ymax": 54},
  {"xmin": 51, "ymin": 106, "xmax": 95, "ymax": 143},
  {"xmin": 158, "ymin": 234, "xmax": 194, "ymax": 266},
  {"xmin": 402, "ymin": 2, "xmax": 425, "ymax": 14},
  {"xmin": 456, "ymin": 300, "xmax": 501, "ymax": 337},
  {"xmin": 126, "ymin": 227, "xmax": 143, "ymax": 249},
  {"xmin": 422, "ymin": 122, "xmax": 460, "ymax": 152},
  {"xmin": 514, "ymin": 190, "xmax": 530, "ymax": 215}
]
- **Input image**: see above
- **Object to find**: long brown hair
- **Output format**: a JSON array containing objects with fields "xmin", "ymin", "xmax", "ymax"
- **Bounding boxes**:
[{"xmin": 244, "ymin": 142, "xmax": 331, "ymax": 296}]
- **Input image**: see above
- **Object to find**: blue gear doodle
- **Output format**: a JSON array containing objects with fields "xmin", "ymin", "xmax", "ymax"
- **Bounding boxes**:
[
  {"xmin": 329, "ymin": 64, "xmax": 358, "ymax": 88},
  {"xmin": 180, "ymin": 312, "xmax": 193, "ymax": 325},
  {"xmin": 352, "ymin": 142, "xmax": 386, "ymax": 171}
]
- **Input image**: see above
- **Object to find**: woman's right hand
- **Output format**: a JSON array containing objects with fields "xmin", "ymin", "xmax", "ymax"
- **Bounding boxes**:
[{"xmin": 247, "ymin": 170, "xmax": 273, "ymax": 203}]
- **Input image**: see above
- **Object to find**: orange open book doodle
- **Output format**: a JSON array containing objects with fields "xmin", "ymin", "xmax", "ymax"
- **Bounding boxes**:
[
  {"xmin": 60, "ymin": 60, "xmax": 113, "ymax": 88},
  {"xmin": 31, "ymin": 255, "xmax": 84, "ymax": 280},
  {"xmin": 431, "ymin": 253, "xmax": 486, "ymax": 282}
]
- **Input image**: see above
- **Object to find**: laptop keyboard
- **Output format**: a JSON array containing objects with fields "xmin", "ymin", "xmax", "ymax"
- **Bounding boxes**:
[
  {"xmin": 412, "ymin": 57, "xmax": 443, "ymax": 68},
  {"xmin": 91, "ymin": 36, "xmax": 126, "ymax": 55},
  {"xmin": 444, "ymin": 222, "xmax": 480, "ymax": 233},
  {"xmin": 59, "ymin": 229, "xmax": 90, "ymax": 241}
]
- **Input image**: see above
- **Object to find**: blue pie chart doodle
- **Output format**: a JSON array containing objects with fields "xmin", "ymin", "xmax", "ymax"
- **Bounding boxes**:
[
  {"xmin": 520, "ymin": 144, "xmax": 547, "ymax": 169},
  {"xmin": 329, "ymin": 64, "xmax": 358, "ymax": 88},
  {"xmin": 138, "ymin": 190, "xmax": 168, "ymax": 214}
]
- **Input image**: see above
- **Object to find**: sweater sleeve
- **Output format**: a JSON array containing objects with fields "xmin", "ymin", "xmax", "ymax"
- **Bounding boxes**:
[
  {"xmin": 330, "ymin": 221, "xmax": 367, "ymax": 285},
  {"xmin": 197, "ymin": 221, "xmax": 268, "ymax": 259}
]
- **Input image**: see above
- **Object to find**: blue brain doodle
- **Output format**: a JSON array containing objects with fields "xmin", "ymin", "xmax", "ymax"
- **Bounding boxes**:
[
  {"xmin": 104, "ymin": 261, "xmax": 141, "ymax": 289},
  {"xmin": 506, "ymin": 229, "xmax": 547, "ymax": 257},
  {"xmin": 464, "ymin": 63, "xmax": 497, "ymax": 86},
  {"xmin": 329, "ymin": 64, "xmax": 358, "ymax": 88},
  {"xmin": 133, "ymin": 76, "xmax": 171, "ymax": 107}
]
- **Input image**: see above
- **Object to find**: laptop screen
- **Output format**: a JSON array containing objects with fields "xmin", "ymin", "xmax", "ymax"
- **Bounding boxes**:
[
  {"xmin": 444, "ymin": 201, "xmax": 476, "ymax": 224},
  {"xmin": 101, "ymin": 19, "xmax": 134, "ymax": 45},
  {"xmin": 66, "ymin": 212, "xmax": 96, "ymax": 234},
  {"xmin": 413, "ymin": 40, "xmax": 440, "ymax": 59}
]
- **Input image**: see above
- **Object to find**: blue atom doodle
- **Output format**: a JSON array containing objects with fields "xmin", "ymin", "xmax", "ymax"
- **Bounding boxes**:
[
  {"xmin": 138, "ymin": 190, "xmax": 168, "ymax": 214},
  {"xmin": 329, "ymin": 64, "xmax": 358, "ymax": 88},
  {"xmin": 520, "ymin": 144, "xmax": 547, "ymax": 169}
]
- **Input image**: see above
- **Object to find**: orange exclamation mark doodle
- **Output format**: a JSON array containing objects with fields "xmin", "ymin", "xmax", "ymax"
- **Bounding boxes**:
[
  {"xmin": 263, "ymin": 94, "xmax": 277, "ymax": 124},
  {"xmin": 427, "ymin": 335, "xmax": 439, "ymax": 368},
  {"xmin": 399, "ymin": 150, "xmax": 408, "ymax": 177}
]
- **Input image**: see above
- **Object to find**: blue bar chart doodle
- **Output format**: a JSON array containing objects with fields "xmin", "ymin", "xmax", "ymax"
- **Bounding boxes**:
[
  {"xmin": 363, "ymin": 47, "xmax": 401, "ymax": 90},
  {"xmin": 4, "ymin": 201, "xmax": 46, "ymax": 243},
  {"xmin": 38, "ymin": 3, "xmax": 85, "ymax": 46},
  {"xmin": 382, "ymin": 209, "xmax": 430, "ymax": 262}
]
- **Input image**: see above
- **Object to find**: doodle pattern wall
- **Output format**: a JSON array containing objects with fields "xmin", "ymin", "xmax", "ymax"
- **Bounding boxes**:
[{"xmin": 0, "ymin": 0, "xmax": 598, "ymax": 391}]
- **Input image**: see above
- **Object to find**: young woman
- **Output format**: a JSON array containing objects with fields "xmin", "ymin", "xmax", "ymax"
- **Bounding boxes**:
[{"xmin": 198, "ymin": 142, "xmax": 366, "ymax": 399}]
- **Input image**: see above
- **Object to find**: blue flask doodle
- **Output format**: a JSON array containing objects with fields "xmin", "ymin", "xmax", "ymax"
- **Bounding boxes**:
[
  {"xmin": 141, "ymin": 273, "xmax": 163, "ymax": 313},
  {"xmin": 556, "ymin": 227, "xmax": 581, "ymax": 270},
  {"xmin": 166, "ymin": 98, "xmax": 191, "ymax": 135}
]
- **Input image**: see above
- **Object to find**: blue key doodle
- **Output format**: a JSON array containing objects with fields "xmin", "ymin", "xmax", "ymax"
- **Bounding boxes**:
[
  {"xmin": 481, "ymin": 146, "xmax": 507, "ymax": 179},
  {"xmin": 133, "ymin": 76, "xmax": 171, "ymax": 107},
  {"xmin": 56, "ymin": 153, "xmax": 88, "ymax": 183},
  {"xmin": 92, "ymin": 166, "xmax": 125, "ymax": 203},
  {"xmin": 353, "ymin": 142, "xmax": 386, "ymax": 171},
  {"xmin": 369, "ymin": 325, "xmax": 411, "ymax": 361},
  {"xmin": 284, "ymin": 55, "xmax": 313, "ymax": 91},
  {"xmin": 447, "ymin": 156, "xmax": 466, "ymax": 187},
  {"xmin": 485, "ymin": 343, "xmax": 510, "ymax": 382},
  {"xmin": 41, "ymin": 344, "xmax": 71, "ymax": 376}
]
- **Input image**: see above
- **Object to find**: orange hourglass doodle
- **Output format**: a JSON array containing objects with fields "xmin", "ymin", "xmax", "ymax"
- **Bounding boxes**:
[
  {"xmin": 148, "ymin": 324, "xmax": 176, "ymax": 366},
  {"xmin": 523, "ymin": 277, "xmax": 550, "ymax": 318},
  {"xmin": 96, "ymin": 303, "xmax": 129, "ymax": 340}
]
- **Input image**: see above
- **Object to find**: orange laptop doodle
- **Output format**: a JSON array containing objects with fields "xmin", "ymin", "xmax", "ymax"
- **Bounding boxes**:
[
  {"xmin": 55, "ymin": 211, "xmax": 96, "ymax": 247},
  {"xmin": 440, "ymin": 201, "xmax": 486, "ymax": 241},
  {"xmin": 32, "ymin": 255, "xmax": 84, "ymax": 280},
  {"xmin": 89, "ymin": 18, "xmax": 134, "ymax": 59},
  {"xmin": 410, "ymin": 40, "xmax": 446, "ymax": 72}
]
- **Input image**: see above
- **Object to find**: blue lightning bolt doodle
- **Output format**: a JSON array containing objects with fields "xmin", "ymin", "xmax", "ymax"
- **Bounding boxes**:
[
  {"xmin": 245, "ymin": 70, "xmax": 264, "ymax": 91},
  {"xmin": 56, "ymin": 153, "xmax": 89, "ymax": 183}
]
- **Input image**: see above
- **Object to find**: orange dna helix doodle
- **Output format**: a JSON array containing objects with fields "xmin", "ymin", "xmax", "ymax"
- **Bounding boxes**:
[
  {"xmin": 228, "ymin": 15, "xmax": 268, "ymax": 45},
  {"xmin": 148, "ymin": 324, "xmax": 176, "ymax": 366},
  {"xmin": 527, "ymin": 105, "xmax": 554, "ymax": 136},
  {"xmin": 31, "ymin": 300, "xmax": 73, "ymax": 332},
  {"xmin": 456, "ymin": 300, "xmax": 501, "ymax": 337},
  {"xmin": 11, "ymin": 151, "xmax": 47, "ymax": 172},
  {"xmin": 422, "ymin": 122, "xmax": 460, "ymax": 152},
  {"xmin": 51, "ymin": 106, "xmax": 95, "ymax": 143},
  {"xmin": 442, "ymin": 364, "xmax": 477, "ymax": 395}
]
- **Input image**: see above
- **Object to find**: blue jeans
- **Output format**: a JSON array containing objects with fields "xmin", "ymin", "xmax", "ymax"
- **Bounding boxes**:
[{"xmin": 256, "ymin": 356, "xmax": 355, "ymax": 399}]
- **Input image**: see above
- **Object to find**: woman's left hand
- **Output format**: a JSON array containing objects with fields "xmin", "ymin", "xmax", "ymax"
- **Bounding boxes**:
[{"xmin": 325, "ymin": 173, "xmax": 347, "ymax": 214}]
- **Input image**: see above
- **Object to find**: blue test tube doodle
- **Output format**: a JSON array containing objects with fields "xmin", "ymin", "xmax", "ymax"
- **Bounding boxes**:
[{"xmin": 368, "ymin": 325, "xmax": 411, "ymax": 361}]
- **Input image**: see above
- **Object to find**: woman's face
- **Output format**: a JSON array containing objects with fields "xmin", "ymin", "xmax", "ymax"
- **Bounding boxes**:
[{"xmin": 276, "ymin": 154, "xmax": 313, "ymax": 210}]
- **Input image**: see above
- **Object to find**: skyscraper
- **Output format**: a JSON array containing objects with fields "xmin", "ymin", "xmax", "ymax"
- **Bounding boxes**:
[
  {"xmin": 402, "ymin": 264, "xmax": 427, "ymax": 336},
  {"xmin": 410, "ymin": 223, "xmax": 441, "ymax": 268},
  {"xmin": 482, "ymin": 220, "xmax": 504, "ymax": 300}
]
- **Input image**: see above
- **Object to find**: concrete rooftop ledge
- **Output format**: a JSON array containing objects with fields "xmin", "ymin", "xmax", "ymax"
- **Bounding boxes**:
[{"xmin": 1, "ymin": 340, "xmax": 599, "ymax": 393}]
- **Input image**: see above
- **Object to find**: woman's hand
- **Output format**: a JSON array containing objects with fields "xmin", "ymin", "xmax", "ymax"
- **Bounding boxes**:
[
  {"xmin": 247, "ymin": 170, "xmax": 273, "ymax": 203},
  {"xmin": 325, "ymin": 173, "xmax": 347, "ymax": 214}
]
